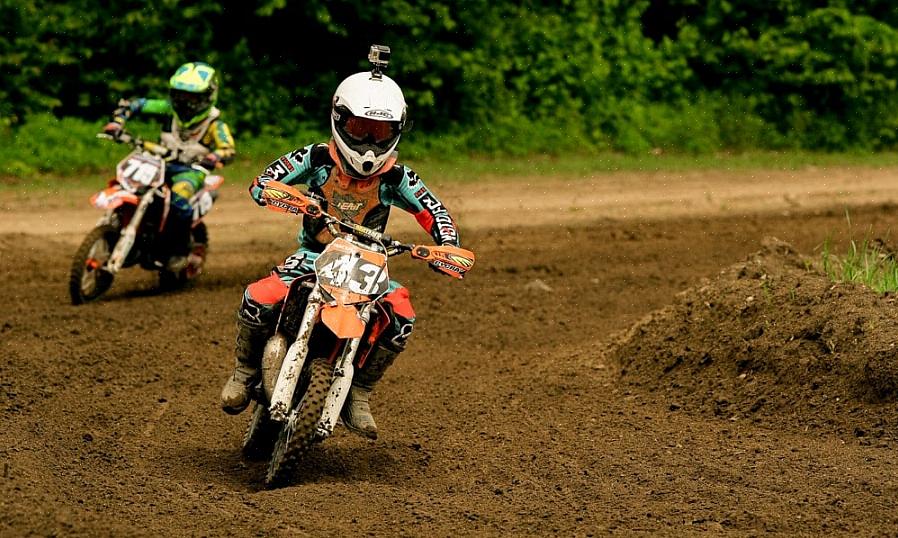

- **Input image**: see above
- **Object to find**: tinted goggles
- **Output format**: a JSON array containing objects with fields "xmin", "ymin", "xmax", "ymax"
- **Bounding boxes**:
[{"xmin": 342, "ymin": 115, "xmax": 398, "ymax": 144}]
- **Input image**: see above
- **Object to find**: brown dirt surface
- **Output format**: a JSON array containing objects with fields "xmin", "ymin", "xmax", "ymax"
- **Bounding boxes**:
[
  {"xmin": 3, "ymin": 166, "xmax": 898, "ymax": 536},
  {"xmin": 609, "ymin": 236, "xmax": 898, "ymax": 439}
]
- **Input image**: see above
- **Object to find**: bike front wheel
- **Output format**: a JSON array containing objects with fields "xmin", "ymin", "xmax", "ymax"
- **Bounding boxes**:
[{"xmin": 69, "ymin": 225, "xmax": 118, "ymax": 305}]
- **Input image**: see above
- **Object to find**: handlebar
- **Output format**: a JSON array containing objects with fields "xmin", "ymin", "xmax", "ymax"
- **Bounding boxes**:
[
  {"xmin": 97, "ymin": 131, "xmax": 171, "ymax": 158},
  {"xmin": 97, "ymin": 131, "xmax": 211, "ymax": 176},
  {"xmin": 259, "ymin": 180, "xmax": 475, "ymax": 278}
]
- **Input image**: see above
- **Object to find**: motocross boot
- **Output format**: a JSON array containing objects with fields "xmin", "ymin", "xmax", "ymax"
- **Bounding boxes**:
[
  {"xmin": 185, "ymin": 223, "xmax": 209, "ymax": 278},
  {"xmin": 341, "ymin": 344, "xmax": 400, "ymax": 440},
  {"xmin": 185, "ymin": 243, "xmax": 206, "ymax": 279},
  {"xmin": 220, "ymin": 317, "xmax": 269, "ymax": 415}
]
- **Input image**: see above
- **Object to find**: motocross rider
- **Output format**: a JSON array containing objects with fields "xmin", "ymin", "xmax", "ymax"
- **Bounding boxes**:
[
  {"xmin": 220, "ymin": 49, "xmax": 461, "ymax": 441},
  {"xmin": 103, "ymin": 62, "xmax": 236, "ymax": 271}
]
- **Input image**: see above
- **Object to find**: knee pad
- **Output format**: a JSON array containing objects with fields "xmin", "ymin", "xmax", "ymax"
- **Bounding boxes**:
[
  {"xmin": 238, "ymin": 277, "xmax": 287, "ymax": 327},
  {"xmin": 247, "ymin": 273, "xmax": 290, "ymax": 305}
]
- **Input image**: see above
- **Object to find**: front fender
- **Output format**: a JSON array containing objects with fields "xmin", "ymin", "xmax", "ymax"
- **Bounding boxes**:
[
  {"xmin": 91, "ymin": 186, "xmax": 139, "ymax": 210},
  {"xmin": 321, "ymin": 303, "xmax": 366, "ymax": 339}
]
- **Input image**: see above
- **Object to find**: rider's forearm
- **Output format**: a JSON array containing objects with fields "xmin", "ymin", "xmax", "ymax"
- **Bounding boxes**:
[
  {"xmin": 390, "ymin": 167, "xmax": 461, "ymax": 247},
  {"xmin": 110, "ymin": 98, "xmax": 172, "ymax": 124},
  {"xmin": 205, "ymin": 120, "xmax": 236, "ymax": 164},
  {"xmin": 248, "ymin": 144, "xmax": 323, "ymax": 205},
  {"xmin": 413, "ymin": 195, "xmax": 461, "ymax": 247}
]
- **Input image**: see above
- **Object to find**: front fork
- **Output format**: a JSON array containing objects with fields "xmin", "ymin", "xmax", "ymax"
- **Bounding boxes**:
[
  {"xmin": 104, "ymin": 189, "xmax": 156, "ymax": 273},
  {"xmin": 315, "ymin": 303, "xmax": 374, "ymax": 438},
  {"xmin": 267, "ymin": 288, "xmax": 374, "ymax": 440},
  {"xmin": 269, "ymin": 289, "xmax": 323, "ymax": 422}
]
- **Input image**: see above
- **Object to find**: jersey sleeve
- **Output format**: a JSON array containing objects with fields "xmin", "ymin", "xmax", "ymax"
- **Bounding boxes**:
[
  {"xmin": 111, "ymin": 98, "xmax": 172, "ymax": 123},
  {"xmin": 202, "ymin": 118, "xmax": 236, "ymax": 163},
  {"xmin": 385, "ymin": 166, "xmax": 461, "ymax": 246},
  {"xmin": 248, "ymin": 144, "xmax": 325, "ymax": 206}
]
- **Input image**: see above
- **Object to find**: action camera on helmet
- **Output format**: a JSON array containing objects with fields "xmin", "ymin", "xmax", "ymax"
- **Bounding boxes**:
[{"xmin": 368, "ymin": 44, "xmax": 391, "ymax": 78}]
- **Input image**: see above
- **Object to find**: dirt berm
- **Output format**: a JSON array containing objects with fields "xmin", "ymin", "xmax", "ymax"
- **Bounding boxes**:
[{"xmin": 609, "ymin": 237, "xmax": 898, "ymax": 440}]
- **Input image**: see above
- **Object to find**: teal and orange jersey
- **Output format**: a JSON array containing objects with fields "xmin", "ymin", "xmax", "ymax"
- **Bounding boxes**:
[{"xmin": 249, "ymin": 141, "xmax": 460, "ymax": 252}]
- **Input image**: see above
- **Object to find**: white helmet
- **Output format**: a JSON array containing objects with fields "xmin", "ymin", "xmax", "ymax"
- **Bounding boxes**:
[{"xmin": 331, "ymin": 72, "xmax": 407, "ymax": 177}]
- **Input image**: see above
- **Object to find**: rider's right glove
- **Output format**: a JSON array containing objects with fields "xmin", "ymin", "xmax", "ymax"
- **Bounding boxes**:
[
  {"xmin": 199, "ymin": 152, "xmax": 221, "ymax": 171},
  {"xmin": 102, "ymin": 121, "xmax": 123, "ymax": 139}
]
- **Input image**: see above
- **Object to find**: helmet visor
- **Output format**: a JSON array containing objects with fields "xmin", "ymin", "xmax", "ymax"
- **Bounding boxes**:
[
  {"xmin": 170, "ymin": 89, "xmax": 210, "ymax": 121},
  {"xmin": 343, "ymin": 116, "xmax": 399, "ymax": 144},
  {"xmin": 334, "ymin": 105, "xmax": 401, "ymax": 155}
]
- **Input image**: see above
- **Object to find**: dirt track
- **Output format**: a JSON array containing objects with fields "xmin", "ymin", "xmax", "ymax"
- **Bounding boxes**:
[{"xmin": 3, "ymin": 166, "xmax": 898, "ymax": 536}]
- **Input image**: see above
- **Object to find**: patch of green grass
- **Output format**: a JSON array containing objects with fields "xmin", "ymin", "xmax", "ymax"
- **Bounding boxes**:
[
  {"xmin": 6, "ymin": 113, "xmax": 898, "ymax": 192},
  {"xmin": 821, "ymin": 234, "xmax": 898, "ymax": 294}
]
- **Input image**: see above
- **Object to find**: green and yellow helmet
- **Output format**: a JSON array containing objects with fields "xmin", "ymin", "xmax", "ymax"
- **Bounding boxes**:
[{"xmin": 169, "ymin": 62, "xmax": 219, "ymax": 127}]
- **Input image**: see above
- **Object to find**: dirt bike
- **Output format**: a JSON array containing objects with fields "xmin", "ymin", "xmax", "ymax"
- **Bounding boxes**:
[
  {"xmin": 69, "ymin": 131, "xmax": 224, "ymax": 304},
  {"xmin": 240, "ymin": 180, "xmax": 475, "ymax": 487}
]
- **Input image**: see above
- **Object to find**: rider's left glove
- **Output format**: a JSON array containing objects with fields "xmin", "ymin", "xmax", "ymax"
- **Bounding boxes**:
[
  {"xmin": 102, "ymin": 121, "xmax": 123, "ymax": 139},
  {"xmin": 199, "ymin": 152, "xmax": 221, "ymax": 171}
]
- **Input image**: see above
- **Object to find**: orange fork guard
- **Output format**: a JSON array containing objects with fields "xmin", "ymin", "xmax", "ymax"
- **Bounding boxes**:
[
  {"xmin": 260, "ymin": 181, "xmax": 322, "ymax": 217},
  {"xmin": 321, "ymin": 303, "xmax": 366, "ymax": 339},
  {"xmin": 410, "ymin": 245, "xmax": 476, "ymax": 279}
]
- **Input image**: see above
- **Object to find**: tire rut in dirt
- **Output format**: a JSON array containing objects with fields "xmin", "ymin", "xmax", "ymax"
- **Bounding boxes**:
[
  {"xmin": 69, "ymin": 224, "xmax": 118, "ymax": 305},
  {"xmin": 265, "ymin": 357, "xmax": 331, "ymax": 487}
]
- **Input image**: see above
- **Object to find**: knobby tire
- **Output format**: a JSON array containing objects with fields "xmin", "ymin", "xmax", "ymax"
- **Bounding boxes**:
[
  {"xmin": 69, "ymin": 225, "xmax": 118, "ymax": 305},
  {"xmin": 265, "ymin": 358, "xmax": 332, "ymax": 487}
]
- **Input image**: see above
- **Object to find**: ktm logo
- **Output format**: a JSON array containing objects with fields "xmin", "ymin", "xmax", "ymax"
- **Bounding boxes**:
[{"xmin": 447, "ymin": 254, "xmax": 474, "ymax": 268}]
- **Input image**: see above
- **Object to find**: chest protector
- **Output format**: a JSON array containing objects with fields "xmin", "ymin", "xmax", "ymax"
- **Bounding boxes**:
[
  {"xmin": 159, "ymin": 107, "xmax": 220, "ymax": 164},
  {"xmin": 314, "ymin": 166, "xmax": 383, "ymax": 244}
]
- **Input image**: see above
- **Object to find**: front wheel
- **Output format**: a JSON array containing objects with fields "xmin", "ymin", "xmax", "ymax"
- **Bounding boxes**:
[
  {"xmin": 265, "ymin": 358, "xmax": 332, "ymax": 488},
  {"xmin": 69, "ymin": 225, "xmax": 118, "ymax": 305}
]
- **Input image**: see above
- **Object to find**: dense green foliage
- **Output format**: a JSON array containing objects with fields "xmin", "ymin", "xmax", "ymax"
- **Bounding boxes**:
[{"xmin": 4, "ymin": 0, "xmax": 898, "ymax": 160}]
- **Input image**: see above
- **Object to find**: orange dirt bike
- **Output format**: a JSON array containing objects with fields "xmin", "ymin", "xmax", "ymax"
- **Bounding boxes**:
[
  {"xmin": 69, "ymin": 131, "xmax": 224, "ymax": 304},
  {"xmin": 241, "ymin": 181, "xmax": 475, "ymax": 487}
]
